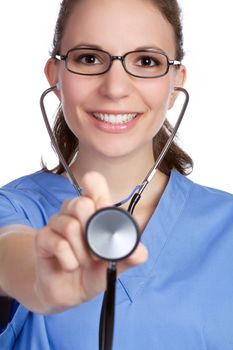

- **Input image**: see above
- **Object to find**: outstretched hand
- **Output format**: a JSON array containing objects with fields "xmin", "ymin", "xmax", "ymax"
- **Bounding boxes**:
[{"xmin": 34, "ymin": 172, "xmax": 148, "ymax": 314}]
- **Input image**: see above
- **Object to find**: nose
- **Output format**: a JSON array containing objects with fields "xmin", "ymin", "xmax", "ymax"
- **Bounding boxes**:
[{"xmin": 98, "ymin": 58, "xmax": 133, "ymax": 101}]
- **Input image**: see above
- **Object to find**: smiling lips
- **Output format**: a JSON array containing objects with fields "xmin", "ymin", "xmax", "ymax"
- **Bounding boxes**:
[{"xmin": 92, "ymin": 112, "xmax": 137, "ymax": 125}]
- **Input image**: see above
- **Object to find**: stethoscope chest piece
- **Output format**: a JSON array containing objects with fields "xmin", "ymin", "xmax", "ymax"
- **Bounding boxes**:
[{"xmin": 86, "ymin": 207, "xmax": 140, "ymax": 261}]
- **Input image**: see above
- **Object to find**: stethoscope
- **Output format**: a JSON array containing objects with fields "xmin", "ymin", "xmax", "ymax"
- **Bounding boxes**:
[{"xmin": 40, "ymin": 85, "xmax": 189, "ymax": 350}]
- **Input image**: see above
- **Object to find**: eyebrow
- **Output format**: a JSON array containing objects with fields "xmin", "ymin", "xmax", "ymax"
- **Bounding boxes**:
[
  {"xmin": 71, "ymin": 43, "xmax": 104, "ymax": 50},
  {"xmin": 135, "ymin": 45, "xmax": 166, "ymax": 54},
  {"xmin": 70, "ymin": 43, "xmax": 166, "ymax": 54}
]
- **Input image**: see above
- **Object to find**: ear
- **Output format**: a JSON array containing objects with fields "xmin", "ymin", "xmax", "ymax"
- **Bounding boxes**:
[
  {"xmin": 44, "ymin": 58, "xmax": 61, "ymax": 99},
  {"xmin": 168, "ymin": 64, "xmax": 187, "ymax": 109}
]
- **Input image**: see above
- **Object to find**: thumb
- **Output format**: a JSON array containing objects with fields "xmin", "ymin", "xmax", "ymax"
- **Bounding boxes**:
[
  {"xmin": 81, "ymin": 171, "xmax": 113, "ymax": 209},
  {"xmin": 118, "ymin": 242, "xmax": 148, "ymax": 274}
]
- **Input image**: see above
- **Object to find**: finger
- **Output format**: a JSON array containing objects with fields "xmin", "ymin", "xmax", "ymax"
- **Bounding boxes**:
[
  {"xmin": 60, "ymin": 199, "xmax": 72, "ymax": 213},
  {"xmin": 60, "ymin": 197, "xmax": 98, "ymax": 260},
  {"xmin": 63, "ymin": 196, "xmax": 96, "ymax": 228},
  {"xmin": 35, "ymin": 227, "xmax": 79, "ymax": 272},
  {"xmin": 48, "ymin": 214, "xmax": 91, "ymax": 265},
  {"xmin": 117, "ymin": 242, "xmax": 148, "ymax": 274},
  {"xmin": 81, "ymin": 172, "xmax": 112, "ymax": 209}
]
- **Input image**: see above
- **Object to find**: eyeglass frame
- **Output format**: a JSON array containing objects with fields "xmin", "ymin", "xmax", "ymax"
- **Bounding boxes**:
[{"xmin": 54, "ymin": 47, "xmax": 182, "ymax": 79}]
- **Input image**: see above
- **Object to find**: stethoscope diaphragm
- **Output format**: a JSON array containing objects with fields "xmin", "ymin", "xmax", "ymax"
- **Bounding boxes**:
[{"xmin": 85, "ymin": 207, "xmax": 140, "ymax": 261}]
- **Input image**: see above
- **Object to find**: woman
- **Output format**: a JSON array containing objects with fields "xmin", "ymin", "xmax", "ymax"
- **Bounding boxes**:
[{"xmin": 0, "ymin": 0, "xmax": 233, "ymax": 349}]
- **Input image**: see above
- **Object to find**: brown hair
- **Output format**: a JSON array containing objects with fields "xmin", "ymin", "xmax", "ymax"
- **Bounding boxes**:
[{"xmin": 43, "ymin": 0, "xmax": 193, "ymax": 175}]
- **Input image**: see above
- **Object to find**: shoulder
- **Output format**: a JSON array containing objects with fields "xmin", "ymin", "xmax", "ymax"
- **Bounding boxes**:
[
  {"xmin": 171, "ymin": 170, "xmax": 233, "ymax": 206},
  {"xmin": 0, "ymin": 171, "xmax": 76, "ymax": 228},
  {"xmin": 170, "ymin": 170, "xmax": 233, "ymax": 230},
  {"xmin": 1, "ymin": 171, "xmax": 75, "ymax": 198},
  {"xmin": 3, "ymin": 171, "xmax": 65, "ymax": 191}
]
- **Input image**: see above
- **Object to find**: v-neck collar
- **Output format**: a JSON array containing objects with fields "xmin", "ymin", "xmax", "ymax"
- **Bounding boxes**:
[
  {"xmin": 32, "ymin": 170, "xmax": 193, "ymax": 303},
  {"xmin": 116, "ymin": 170, "xmax": 193, "ymax": 303}
]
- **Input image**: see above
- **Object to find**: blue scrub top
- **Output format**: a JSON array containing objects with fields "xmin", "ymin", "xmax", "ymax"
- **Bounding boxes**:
[{"xmin": 0, "ymin": 170, "xmax": 233, "ymax": 349}]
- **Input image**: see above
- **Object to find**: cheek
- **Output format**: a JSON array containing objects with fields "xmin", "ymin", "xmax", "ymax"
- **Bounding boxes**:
[
  {"xmin": 140, "ymin": 78, "xmax": 173, "ymax": 128},
  {"xmin": 138, "ymin": 78, "xmax": 174, "ymax": 139},
  {"xmin": 60, "ymin": 75, "xmax": 91, "ymax": 109},
  {"xmin": 139, "ymin": 76, "xmax": 173, "ymax": 112},
  {"xmin": 58, "ymin": 74, "xmax": 96, "ymax": 132}
]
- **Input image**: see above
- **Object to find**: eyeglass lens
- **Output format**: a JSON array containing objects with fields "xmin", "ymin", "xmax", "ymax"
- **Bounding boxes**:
[{"xmin": 66, "ymin": 48, "xmax": 169, "ymax": 77}]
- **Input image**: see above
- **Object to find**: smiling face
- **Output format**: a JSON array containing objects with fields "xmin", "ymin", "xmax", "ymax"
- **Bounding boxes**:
[{"xmin": 46, "ymin": 0, "xmax": 185, "ymax": 161}]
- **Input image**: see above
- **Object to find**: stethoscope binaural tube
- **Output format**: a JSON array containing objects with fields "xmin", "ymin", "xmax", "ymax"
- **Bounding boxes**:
[
  {"xmin": 40, "ymin": 86, "xmax": 189, "ymax": 206},
  {"xmin": 40, "ymin": 86, "xmax": 189, "ymax": 350}
]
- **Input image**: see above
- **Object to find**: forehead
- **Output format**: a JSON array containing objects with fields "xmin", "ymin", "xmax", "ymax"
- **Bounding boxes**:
[{"xmin": 61, "ymin": 0, "xmax": 176, "ymax": 55}]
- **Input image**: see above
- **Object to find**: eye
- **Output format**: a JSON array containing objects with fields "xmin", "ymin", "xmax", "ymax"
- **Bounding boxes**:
[
  {"xmin": 136, "ymin": 55, "xmax": 161, "ymax": 67},
  {"xmin": 75, "ymin": 54, "xmax": 101, "ymax": 65}
]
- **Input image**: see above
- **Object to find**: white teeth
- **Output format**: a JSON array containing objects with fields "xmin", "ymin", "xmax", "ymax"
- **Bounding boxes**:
[{"xmin": 93, "ymin": 113, "xmax": 137, "ymax": 124}]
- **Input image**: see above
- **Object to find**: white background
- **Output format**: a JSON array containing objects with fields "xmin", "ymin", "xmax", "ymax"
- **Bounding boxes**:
[{"xmin": 0, "ymin": 1, "xmax": 232, "ymax": 192}]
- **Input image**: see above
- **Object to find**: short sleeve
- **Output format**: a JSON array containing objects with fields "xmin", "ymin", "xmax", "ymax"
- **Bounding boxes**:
[
  {"xmin": 0, "ymin": 172, "xmax": 75, "ymax": 230},
  {"xmin": 0, "ymin": 192, "xmax": 31, "ymax": 228}
]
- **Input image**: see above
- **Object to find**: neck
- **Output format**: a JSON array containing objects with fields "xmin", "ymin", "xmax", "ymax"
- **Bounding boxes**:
[{"xmin": 68, "ymin": 145, "xmax": 169, "ymax": 217}]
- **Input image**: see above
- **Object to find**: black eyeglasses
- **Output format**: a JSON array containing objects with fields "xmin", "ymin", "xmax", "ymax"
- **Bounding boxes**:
[{"xmin": 55, "ymin": 47, "xmax": 181, "ymax": 79}]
